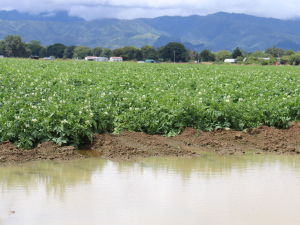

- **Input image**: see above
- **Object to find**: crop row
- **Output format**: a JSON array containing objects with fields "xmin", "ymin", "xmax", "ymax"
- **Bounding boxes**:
[{"xmin": 0, "ymin": 59, "xmax": 299, "ymax": 148}]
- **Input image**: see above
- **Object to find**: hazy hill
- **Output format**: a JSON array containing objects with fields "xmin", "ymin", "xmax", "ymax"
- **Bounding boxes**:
[
  {"xmin": 0, "ymin": 10, "xmax": 84, "ymax": 22},
  {"xmin": 0, "ymin": 10, "xmax": 300, "ymax": 52}
]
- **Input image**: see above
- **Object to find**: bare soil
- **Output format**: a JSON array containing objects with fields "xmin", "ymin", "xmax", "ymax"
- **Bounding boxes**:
[
  {"xmin": 0, "ymin": 141, "xmax": 85, "ymax": 165},
  {"xmin": 85, "ymin": 122, "xmax": 300, "ymax": 160},
  {"xmin": 2, "ymin": 122, "xmax": 300, "ymax": 164}
]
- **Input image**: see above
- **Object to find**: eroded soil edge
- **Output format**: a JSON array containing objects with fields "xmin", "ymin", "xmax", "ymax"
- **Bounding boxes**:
[
  {"xmin": 0, "ymin": 141, "xmax": 85, "ymax": 165},
  {"xmin": 2, "ymin": 122, "xmax": 300, "ymax": 165}
]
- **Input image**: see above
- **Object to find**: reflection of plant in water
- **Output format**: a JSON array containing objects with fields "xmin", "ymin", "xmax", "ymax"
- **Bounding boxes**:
[
  {"xmin": 1, "ymin": 154, "xmax": 300, "ymax": 200},
  {"xmin": 140, "ymin": 153, "xmax": 300, "ymax": 180},
  {"xmin": 0, "ymin": 158, "xmax": 107, "ymax": 199}
]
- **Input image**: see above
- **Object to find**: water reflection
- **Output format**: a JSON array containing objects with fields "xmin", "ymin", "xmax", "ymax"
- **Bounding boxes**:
[
  {"xmin": 1, "ymin": 152, "xmax": 300, "ymax": 195},
  {"xmin": 0, "ymin": 152, "xmax": 300, "ymax": 225},
  {"xmin": 0, "ymin": 158, "xmax": 107, "ymax": 198},
  {"xmin": 140, "ymin": 152, "xmax": 300, "ymax": 180}
]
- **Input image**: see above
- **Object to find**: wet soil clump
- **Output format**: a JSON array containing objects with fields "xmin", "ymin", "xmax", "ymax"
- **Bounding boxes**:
[
  {"xmin": 2, "ymin": 122, "xmax": 300, "ymax": 164},
  {"xmin": 87, "ymin": 130, "xmax": 201, "ymax": 161},
  {"xmin": 86, "ymin": 122, "xmax": 300, "ymax": 160},
  {"xmin": 173, "ymin": 123, "xmax": 300, "ymax": 156},
  {"xmin": 0, "ymin": 141, "xmax": 85, "ymax": 165}
]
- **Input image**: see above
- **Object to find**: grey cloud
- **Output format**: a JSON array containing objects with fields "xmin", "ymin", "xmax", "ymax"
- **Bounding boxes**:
[{"xmin": 1, "ymin": 0, "xmax": 300, "ymax": 20}]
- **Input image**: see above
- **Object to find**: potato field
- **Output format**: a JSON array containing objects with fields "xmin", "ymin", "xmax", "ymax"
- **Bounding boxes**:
[{"xmin": 1, "ymin": 59, "xmax": 300, "ymax": 148}]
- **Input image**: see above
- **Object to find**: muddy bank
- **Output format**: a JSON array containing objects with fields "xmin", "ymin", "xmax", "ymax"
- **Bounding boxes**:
[
  {"xmin": 85, "ymin": 131, "xmax": 201, "ymax": 161},
  {"xmin": 86, "ymin": 122, "xmax": 300, "ymax": 160},
  {"xmin": 172, "ymin": 123, "xmax": 300, "ymax": 155},
  {"xmin": 2, "ymin": 122, "xmax": 300, "ymax": 164},
  {"xmin": 0, "ymin": 141, "xmax": 85, "ymax": 165}
]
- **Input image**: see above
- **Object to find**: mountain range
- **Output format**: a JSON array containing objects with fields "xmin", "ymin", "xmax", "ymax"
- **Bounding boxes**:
[{"xmin": 0, "ymin": 10, "xmax": 300, "ymax": 52}]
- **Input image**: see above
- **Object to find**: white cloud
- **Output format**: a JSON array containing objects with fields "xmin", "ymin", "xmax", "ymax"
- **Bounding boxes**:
[{"xmin": 0, "ymin": 0, "xmax": 300, "ymax": 20}]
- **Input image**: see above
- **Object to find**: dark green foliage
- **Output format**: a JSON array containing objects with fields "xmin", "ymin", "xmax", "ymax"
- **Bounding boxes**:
[
  {"xmin": 28, "ymin": 40, "xmax": 43, "ymax": 56},
  {"xmin": 283, "ymin": 50, "xmax": 295, "ymax": 56},
  {"xmin": 47, "ymin": 43, "xmax": 66, "ymax": 58},
  {"xmin": 73, "ymin": 46, "xmax": 92, "ymax": 59},
  {"xmin": 112, "ymin": 48, "xmax": 123, "ymax": 57},
  {"xmin": 215, "ymin": 50, "xmax": 232, "ymax": 62},
  {"xmin": 232, "ymin": 47, "xmax": 242, "ymax": 58},
  {"xmin": 199, "ymin": 50, "xmax": 215, "ymax": 62},
  {"xmin": 0, "ymin": 35, "xmax": 30, "ymax": 57},
  {"xmin": 63, "ymin": 45, "xmax": 76, "ymax": 59},
  {"xmin": 39, "ymin": 47, "xmax": 47, "ymax": 58},
  {"xmin": 265, "ymin": 46, "xmax": 284, "ymax": 57},
  {"xmin": 134, "ymin": 49, "xmax": 144, "ymax": 61},
  {"xmin": 1, "ymin": 60, "xmax": 300, "ymax": 148},
  {"xmin": 141, "ymin": 45, "xmax": 158, "ymax": 60},
  {"xmin": 92, "ymin": 47, "xmax": 103, "ymax": 57},
  {"xmin": 122, "ymin": 46, "xmax": 137, "ymax": 60},
  {"xmin": 158, "ymin": 42, "xmax": 188, "ymax": 62},
  {"xmin": 101, "ymin": 48, "xmax": 113, "ymax": 58},
  {"xmin": 288, "ymin": 54, "xmax": 300, "ymax": 65},
  {"xmin": 250, "ymin": 51, "xmax": 271, "ymax": 58}
]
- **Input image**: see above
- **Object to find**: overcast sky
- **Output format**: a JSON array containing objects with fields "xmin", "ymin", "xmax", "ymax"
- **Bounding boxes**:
[{"xmin": 0, "ymin": 0, "xmax": 299, "ymax": 20}]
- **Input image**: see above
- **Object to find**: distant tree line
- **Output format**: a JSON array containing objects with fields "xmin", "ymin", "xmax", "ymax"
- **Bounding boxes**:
[{"xmin": 0, "ymin": 35, "xmax": 299, "ymax": 65}]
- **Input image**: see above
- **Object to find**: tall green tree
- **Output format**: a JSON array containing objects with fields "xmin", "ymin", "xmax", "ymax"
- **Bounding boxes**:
[
  {"xmin": 265, "ymin": 45, "xmax": 284, "ymax": 57},
  {"xmin": 188, "ymin": 50, "xmax": 200, "ymax": 61},
  {"xmin": 158, "ymin": 42, "xmax": 188, "ymax": 62},
  {"xmin": 39, "ymin": 47, "xmax": 48, "ymax": 58},
  {"xmin": 216, "ymin": 50, "xmax": 232, "ymax": 62},
  {"xmin": 232, "ymin": 47, "xmax": 243, "ymax": 58},
  {"xmin": 73, "ymin": 46, "xmax": 93, "ymax": 59},
  {"xmin": 112, "ymin": 48, "xmax": 124, "ymax": 57},
  {"xmin": 92, "ymin": 47, "xmax": 103, "ymax": 57},
  {"xmin": 134, "ymin": 49, "xmax": 143, "ymax": 61},
  {"xmin": 141, "ymin": 45, "xmax": 158, "ymax": 60},
  {"xmin": 0, "ymin": 35, "xmax": 30, "ymax": 57},
  {"xmin": 122, "ymin": 46, "xmax": 137, "ymax": 60},
  {"xmin": 101, "ymin": 48, "xmax": 113, "ymax": 58},
  {"xmin": 282, "ymin": 50, "xmax": 295, "ymax": 56},
  {"xmin": 288, "ymin": 54, "xmax": 300, "ymax": 65},
  {"xmin": 28, "ymin": 40, "xmax": 43, "ymax": 56},
  {"xmin": 63, "ymin": 45, "xmax": 76, "ymax": 59},
  {"xmin": 199, "ymin": 50, "xmax": 215, "ymax": 62},
  {"xmin": 47, "ymin": 43, "xmax": 66, "ymax": 58},
  {"xmin": 250, "ymin": 50, "xmax": 271, "ymax": 58}
]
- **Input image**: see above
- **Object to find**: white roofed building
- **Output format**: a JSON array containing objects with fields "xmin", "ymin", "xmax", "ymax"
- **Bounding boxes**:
[
  {"xmin": 85, "ymin": 56, "xmax": 108, "ymax": 62},
  {"xmin": 109, "ymin": 57, "xmax": 123, "ymax": 62},
  {"xmin": 85, "ymin": 56, "xmax": 97, "ymax": 61},
  {"xmin": 224, "ymin": 59, "xmax": 236, "ymax": 63}
]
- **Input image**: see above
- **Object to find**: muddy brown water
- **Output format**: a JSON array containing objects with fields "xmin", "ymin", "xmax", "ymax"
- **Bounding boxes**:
[{"xmin": 1, "ymin": 151, "xmax": 300, "ymax": 225}]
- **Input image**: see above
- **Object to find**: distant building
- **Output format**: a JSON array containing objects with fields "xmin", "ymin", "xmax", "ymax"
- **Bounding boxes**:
[
  {"xmin": 44, "ymin": 56, "xmax": 54, "ymax": 60},
  {"xmin": 94, "ymin": 57, "xmax": 108, "ymax": 62},
  {"xmin": 109, "ymin": 57, "xmax": 123, "ymax": 62},
  {"xmin": 224, "ymin": 59, "xmax": 236, "ymax": 63},
  {"xmin": 85, "ymin": 56, "xmax": 97, "ymax": 61},
  {"xmin": 138, "ymin": 61, "xmax": 145, "ymax": 63},
  {"xmin": 0, "ymin": 55, "xmax": 3, "ymax": 58},
  {"xmin": 85, "ymin": 56, "xmax": 108, "ymax": 62},
  {"xmin": 145, "ymin": 59, "xmax": 155, "ymax": 63},
  {"xmin": 30, "ymin": 55, "xmax": 39, "ymax": 60}
]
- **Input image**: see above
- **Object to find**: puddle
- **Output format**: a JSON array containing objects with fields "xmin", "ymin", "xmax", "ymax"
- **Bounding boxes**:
[
  {"xmin": 1, "ymin": 152, "xmax": 300, "ymax": 225},
  {"xmin": 77, "ymin": 149, "xmax": 103, "ymax": 157}
]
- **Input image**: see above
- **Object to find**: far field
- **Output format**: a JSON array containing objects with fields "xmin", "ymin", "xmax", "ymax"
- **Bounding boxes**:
[{"xmin": 0, "ymin": 59, "xmax": 299, "ymax": 148}]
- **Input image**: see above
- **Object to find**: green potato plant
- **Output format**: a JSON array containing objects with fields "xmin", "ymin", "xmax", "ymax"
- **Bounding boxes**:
[{"xmin": 0, "ymin": 59, "xmax": 299, "ymax": 148}]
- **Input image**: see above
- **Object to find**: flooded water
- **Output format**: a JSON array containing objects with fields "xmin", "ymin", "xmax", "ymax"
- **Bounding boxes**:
[{"xmin": 1, "ymin": 152, "xmax": 300, "ymax": 225}]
